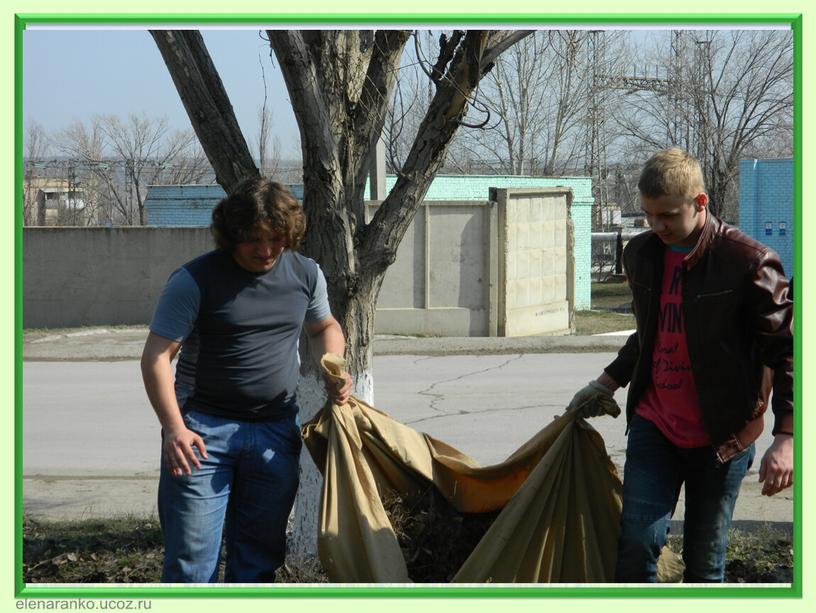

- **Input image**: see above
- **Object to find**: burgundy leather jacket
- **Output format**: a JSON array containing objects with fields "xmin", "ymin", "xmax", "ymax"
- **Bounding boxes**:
[{"xmin": 604, "ymin": 212, "xmax": 793, "ymax": 463}]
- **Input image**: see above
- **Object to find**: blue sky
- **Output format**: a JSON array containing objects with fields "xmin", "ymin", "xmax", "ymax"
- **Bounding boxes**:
[
  {"xmin": 23, "ymin": 27, "xmax": 735, "ymax": 163},
  {"xmin": 23, "ymin": 28, "xmax": 301, "ymax": 156}
]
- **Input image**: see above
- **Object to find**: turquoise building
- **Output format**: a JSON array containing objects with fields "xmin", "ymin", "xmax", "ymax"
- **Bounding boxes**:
[{"xmin": 738, "ymin": 159, "xmax": 794, "ymax": 279}]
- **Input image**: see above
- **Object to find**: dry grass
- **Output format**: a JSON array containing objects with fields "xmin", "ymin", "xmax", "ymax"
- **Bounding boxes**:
[
  {"xmin": 591, "ymin": 281, "xmax": 632, "ymax": 310},
  {"xmin": 574, "ymin": 310, "xmax": 635, "ymax": 335},
  {"xmin": 666, "ymin": 524, "xmax": 793, "ymax": 583},
  {"xmin": 24, "ymin": 515, "xmax": 792, "ymax": 584}
]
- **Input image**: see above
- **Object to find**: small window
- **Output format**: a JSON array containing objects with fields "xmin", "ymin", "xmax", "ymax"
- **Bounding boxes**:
[
  {"xmin": 779, "ymin": 222, "xmax": 787, "ymax": 237},
  {"xmin": 765, "ymin": 221, "xmax": 773, "ymax": 236}
]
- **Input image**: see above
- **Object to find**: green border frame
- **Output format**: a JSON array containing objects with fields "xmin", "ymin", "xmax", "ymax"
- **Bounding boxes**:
[{"xmin": 15, "ymin": 12, "xmax": 802, "ymax": 600}]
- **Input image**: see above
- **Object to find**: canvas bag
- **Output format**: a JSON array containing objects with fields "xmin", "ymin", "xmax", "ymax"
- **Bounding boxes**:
[{"xmin": 302, "ymin": 354, "xmax": 682, "ymax": 583}]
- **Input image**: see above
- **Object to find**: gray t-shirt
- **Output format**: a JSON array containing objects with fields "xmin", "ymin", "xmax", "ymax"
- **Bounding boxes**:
[{"xmin": 150, "ymin": 249, "xmax": 331, "ymax": 421}]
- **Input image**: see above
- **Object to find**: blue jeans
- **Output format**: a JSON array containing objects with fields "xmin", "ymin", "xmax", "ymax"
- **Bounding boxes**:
[
  {"xmin": 615, "ymin": 414, "xmax": 755, "ymax": 583},
  {"xmin": 158, "ymin": 409, "xmax": 302, "ymax": 582}
]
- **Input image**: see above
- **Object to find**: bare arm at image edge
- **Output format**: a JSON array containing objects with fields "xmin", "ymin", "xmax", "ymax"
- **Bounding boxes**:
[{"xmin": 141, "ymin": 332, "xmax": 207, "ymax": 477}]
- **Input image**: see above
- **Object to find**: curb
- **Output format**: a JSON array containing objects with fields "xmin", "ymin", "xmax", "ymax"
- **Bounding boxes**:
[{"xmin": 23, "ymin": 328, "xmax": 629, "ymax": 361}]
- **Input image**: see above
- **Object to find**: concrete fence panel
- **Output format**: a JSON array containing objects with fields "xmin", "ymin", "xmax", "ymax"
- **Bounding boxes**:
[
  {"xmin": 492, "ymin": 188, "xmax": 574, "ymax": 337},
  {"xmin": 24, "ymin": 227, "xmax": 213, "ymax": 329},
  {"xmin": 371, "ymin": 201, "xmax": 491, "ymax": 336}
]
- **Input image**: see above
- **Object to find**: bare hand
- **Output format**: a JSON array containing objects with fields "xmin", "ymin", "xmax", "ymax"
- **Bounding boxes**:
[
  {"xmin": 758, "ymin": 434, "xmax": 793, "ymax": 496},
  {"xmin": 326, "ymin": 371, "xmax": 352, "ymax": 405},
  {"xmin": 163, "ymin": 426, "xmax": 208, "ymax": 478}
]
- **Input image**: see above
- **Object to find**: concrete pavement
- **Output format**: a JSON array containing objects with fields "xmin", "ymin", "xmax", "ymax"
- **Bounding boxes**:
[{"xmin": 22, "ymin": 327, "xmax": 792, "ymax": 533}]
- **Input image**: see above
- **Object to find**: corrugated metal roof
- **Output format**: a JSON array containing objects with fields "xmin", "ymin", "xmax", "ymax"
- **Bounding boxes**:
[
  {"xmin": 145, "ymin": 184, "xmax": 227, "ymax": 200},
  {"xmin": 144, "ymin": 183, "xmax": 305, "ymax": 227}
]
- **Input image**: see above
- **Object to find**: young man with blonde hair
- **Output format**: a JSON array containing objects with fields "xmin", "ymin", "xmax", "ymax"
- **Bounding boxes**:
[
  {"xmin": 569, "ymin": 148, "xmax": 793, "ymax": 582},
  {"xmin": 141, "ymin": 177, "xmax": 351, "ymax": 582}
]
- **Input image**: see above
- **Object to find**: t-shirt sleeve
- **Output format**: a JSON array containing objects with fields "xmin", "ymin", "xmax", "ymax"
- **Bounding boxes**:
[
  {"xmin": 149, "ymin": 267, "xmax": 200, "ymax": 342},
  {"xmin": 306, "ymin": 264, "xmax": 332, "ymax": 322}
]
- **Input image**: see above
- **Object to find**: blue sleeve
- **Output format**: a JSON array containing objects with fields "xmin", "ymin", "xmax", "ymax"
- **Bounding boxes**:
[
  {"xmin": 149, "ymin": 267, "xmax": 200, "ymax": 342},
  {"xmin": 306, "ymin": 264, "xmax": 332, "ymax": 322}
]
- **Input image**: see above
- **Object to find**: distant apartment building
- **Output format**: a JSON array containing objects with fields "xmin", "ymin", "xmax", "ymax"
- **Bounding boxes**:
[{"xmin": 24, "ymin": 177, "xmax": 86, "ymax": 226}]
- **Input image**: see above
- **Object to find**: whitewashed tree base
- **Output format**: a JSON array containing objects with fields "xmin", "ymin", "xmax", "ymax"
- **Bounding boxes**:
[{"xmin": 289, "ymin": 370, "xmax": 374, "ymax": 560}]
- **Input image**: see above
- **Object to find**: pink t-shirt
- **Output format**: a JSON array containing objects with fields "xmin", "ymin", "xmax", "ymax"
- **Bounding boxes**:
[{"xmin": 635, "ymin": 248, "xmax": 710, "ymax": 447}]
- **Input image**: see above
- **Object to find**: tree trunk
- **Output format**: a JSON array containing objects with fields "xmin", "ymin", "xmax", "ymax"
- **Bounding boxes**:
[
  {"xmin": 290, "ymin": 272, "xmax": 380, "ymax": 559},
  {"xmin": 153, "ymin": 26, "xmax": 532, "ymax": 567}
]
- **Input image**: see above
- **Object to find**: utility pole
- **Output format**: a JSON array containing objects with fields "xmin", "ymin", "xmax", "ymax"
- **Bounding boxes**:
[
  {"xmin": 669, "ymin": 31, "xmax": 684, "ymax": 146},
  {"xmin": 67, "ymin": 164, "xmax": 76, "ymax": 225},
  {"xmin": 693, "ymin": 39, "xmax": 712, "ymax": 165},
  {"xmin": 586, "ymin": 30, "xmax": 608, "ymax": 230},
  {"xmin": 124, "ymin": 158, "xmax": 133, "ymax": 225},
  {"xmin": 585, "ymin": 30, "xmax": 681, "ymax": 225}
]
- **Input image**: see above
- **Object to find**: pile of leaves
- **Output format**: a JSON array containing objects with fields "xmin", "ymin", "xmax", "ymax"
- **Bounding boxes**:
[
  {"xmin": 24, "ymin": 516, "xmax": 163, "ymax": 583},
  {"xmin": 276, "ymin": 556, "xmax": 329, "ymax": 583},
  {"xmin": 382, "ymin": 487, "xmax": 498, "ymax": 582}
]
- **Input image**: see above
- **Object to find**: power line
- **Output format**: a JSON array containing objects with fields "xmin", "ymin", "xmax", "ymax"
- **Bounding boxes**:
[{"xmin": 23, "ymin": 158, "xmax": 212, "ymax": 173}]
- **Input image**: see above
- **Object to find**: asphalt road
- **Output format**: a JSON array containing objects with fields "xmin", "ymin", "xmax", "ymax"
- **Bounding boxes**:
[{"xmin": 23, "ymin": 354, "xmax": 792, "ymax": 527}]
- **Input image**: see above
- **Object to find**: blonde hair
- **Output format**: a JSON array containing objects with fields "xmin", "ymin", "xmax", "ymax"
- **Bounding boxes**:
[{"xmin": 637, "ymin": 148, "xmax": 706, "ymax": 199}]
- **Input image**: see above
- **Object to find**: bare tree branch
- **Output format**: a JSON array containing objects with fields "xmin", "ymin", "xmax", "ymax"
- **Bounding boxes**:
[{"xmin": 150, "ymin": 30, "xmax": 257, "ymax": 191}]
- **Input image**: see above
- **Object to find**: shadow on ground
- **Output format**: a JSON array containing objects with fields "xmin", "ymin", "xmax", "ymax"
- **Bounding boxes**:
[{"xmin": 24, "ymin": 516, "xmax": 793, "ymax": 584}]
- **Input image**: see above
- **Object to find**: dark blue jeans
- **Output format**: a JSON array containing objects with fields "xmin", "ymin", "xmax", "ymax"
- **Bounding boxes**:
[
  {"xmin": 158, "ymin": 409, "xmax": 302, "ymax": 583},
  {"xmin": 616, "ymin": 414, "xmax": 755, "ymax": 583}
]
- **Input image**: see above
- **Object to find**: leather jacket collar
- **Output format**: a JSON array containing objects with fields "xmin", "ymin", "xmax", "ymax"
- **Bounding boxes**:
[{"xmin": 683, "ymin": 208, "xmax": 718, "ymax": 270}]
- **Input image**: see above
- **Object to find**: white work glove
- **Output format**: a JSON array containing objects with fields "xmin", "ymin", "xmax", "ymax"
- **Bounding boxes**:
[{"xmin": 567, "ymin": 380, "xmax": 621, "ymax": 418}]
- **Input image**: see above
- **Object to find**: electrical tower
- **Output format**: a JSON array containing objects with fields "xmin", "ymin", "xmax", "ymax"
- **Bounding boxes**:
[{"xmin": 585, "ymin": 30, "xmax": 691, "ymax": 228}]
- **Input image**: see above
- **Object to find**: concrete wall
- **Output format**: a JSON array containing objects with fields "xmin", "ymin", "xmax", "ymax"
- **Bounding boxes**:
[
  {"xmin": 24, "ymin": 191, "xmax": 574, "ymax": 336},
  {"xmin": 493, "ymin": 188, "xmax": 572, "ymax": 337},
  {"xmin": 146, "ymin": 175, "xmax": 593, "ymax": 309},
  {"xmin": 371, "ymin": 189, "xmax": 573, "ymax": 337},
  {"xmin": 738, "ymin": 159, "xmax": 794, "ymax": 277},
  {"xmin": 24, "ymin": 228, "xmax": 213, "ymax": 329},
  {"xmin": 372, "ymin": 201, "xmax": 492, "ymax": 336},
  {"xmin": 377, "ymin": 175, "xmax": 592, "ymax": 310}
]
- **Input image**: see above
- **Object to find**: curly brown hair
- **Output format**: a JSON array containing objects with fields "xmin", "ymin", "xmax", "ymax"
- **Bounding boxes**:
[{"xmin": 210, "ymin": 177, "xmax": 306, "ymax": 252}]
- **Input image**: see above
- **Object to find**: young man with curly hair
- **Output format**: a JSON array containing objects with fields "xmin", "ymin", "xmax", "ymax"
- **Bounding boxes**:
[
  {"xmin": 141, "ymin": 177, "xmax": 351, "ymax": 582},
  {"xmin": 568, "ymin": 148, "xmax": 793, "ymax": 583}
]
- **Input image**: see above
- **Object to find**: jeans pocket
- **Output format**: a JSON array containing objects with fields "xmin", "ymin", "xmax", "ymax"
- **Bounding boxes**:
[
  {"xmin": 292, "ymin": 416, "xmax": 304, "ymax": 447},
  {"xmin": 179, "ymin": 410, "xmax": 231, "ymax": 462},
  {"xmin": 181, "ymin": 408, "xmax": 201, "ymax": 428},
  {"xmin": 282, "ymin": 416, "xmax": 303, "ymax": 454},
  {"xmin": 734, "ymin": 443, "xmax": 756, "ymax": 471},
  {"xmin": 288, "ymin": 418, "xmax": 304, "ymax": 454},
  {"xmin": 182, "ymin": 409, "xmax": 221, "ymax": 436}
]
